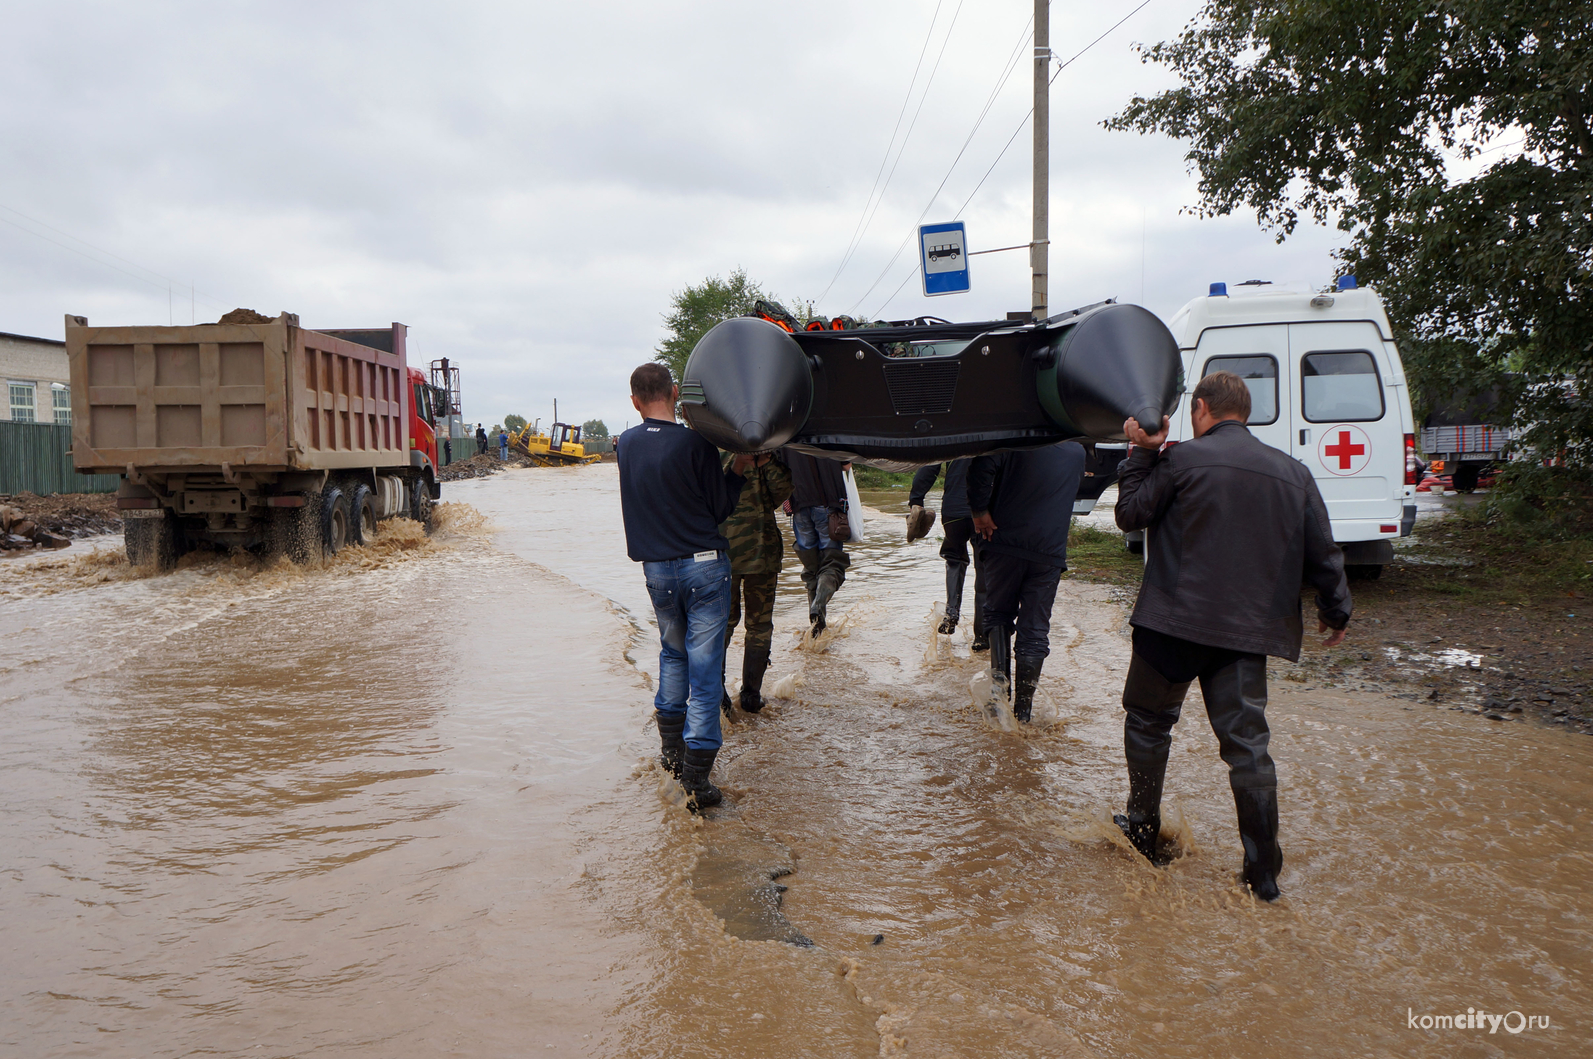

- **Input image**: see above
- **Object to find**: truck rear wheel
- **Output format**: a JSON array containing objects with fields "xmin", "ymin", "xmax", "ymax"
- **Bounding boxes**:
[
  {"xmin": 125, "ymin": 511, "xmax": 179, "ymax": 571},
  {"xmin": 350, "ymin": 484, "xmax": 377, "ymax": 545},
  {"xmin": 266, "ymin": 495, "xmax": 322, "ymax": 564},
  {"xmin": 322, "ymin": 487, "xmax": 351, "ymax": 555},
  {"xmin": 1346, "ymin": 564, "xmax": 1384, "ymax": 580},
  {"xmin": 1452, "ymin": 463, "xmax": 1481, "ymax": 493}
]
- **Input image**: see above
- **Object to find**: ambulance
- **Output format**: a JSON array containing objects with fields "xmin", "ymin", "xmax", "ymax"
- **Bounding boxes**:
[{"xmin": 1154, "ymin": 276, "xmax": 1418, "ymax": 578}]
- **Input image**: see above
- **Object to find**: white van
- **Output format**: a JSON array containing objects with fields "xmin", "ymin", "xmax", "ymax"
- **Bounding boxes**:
[{"xmin": 1155, "ymin": 277, "xmax": 1418, "ymax": 577}]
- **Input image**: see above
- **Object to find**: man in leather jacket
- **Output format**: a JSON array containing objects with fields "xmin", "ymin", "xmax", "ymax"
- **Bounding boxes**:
[{"xmin": 1114, "ymin": 371, "xmax": 1351, "ymax": 901}]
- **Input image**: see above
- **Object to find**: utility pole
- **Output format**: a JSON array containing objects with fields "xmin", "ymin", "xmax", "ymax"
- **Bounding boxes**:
[{"xmin": 1032, "ymin": 0, "xmax": 1050, "ymax": 321}]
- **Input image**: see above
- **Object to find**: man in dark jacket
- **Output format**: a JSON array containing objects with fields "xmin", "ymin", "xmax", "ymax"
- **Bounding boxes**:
[
  {"xmin": 1115, "ymin": 370, "xmax": 1351, "ymax": 900},
  {"xmin": 618, "ymin": 363, "xmax": 752, "ymax": 812},
  {"xmin": 909, "ymin": 459, "xmax": 986, "ymax": 647},
  {"xmin": 476, "ymin": 425, "xmax": 489, "ymax": 456},
  {"xmin": 783, "ymin": 448, "xmax": 850, "ymax": 636},
  {"xmin": 967, "ymin": 442, "xmax": 1086, "ymax": 722}
]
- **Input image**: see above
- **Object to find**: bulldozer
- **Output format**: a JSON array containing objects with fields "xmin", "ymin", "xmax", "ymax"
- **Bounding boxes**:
[{"xmin": 508, "ymin": 421, "xmax": 603, "ymax": 466}]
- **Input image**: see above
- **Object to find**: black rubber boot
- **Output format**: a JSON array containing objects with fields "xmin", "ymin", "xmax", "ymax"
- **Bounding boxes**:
[
  {"xmin": 681, "ymin": 747, "xmax": 723, "ymax": 812},
  {"xmin": 796, "ymin": 547, "xmax": 820, "ymax": 607},
  {"xmin": 810, "ymin": 547, "xmax": 849, "ymax": 635},
  {"xmin": 1118, "ymin": 653, "xmax": 1191, "ymax": 867},
  {"xmin": 940, "ymin": 562, "xmax": 966, "ymax": 635},
  {"xmin": 988, "ymin": 626, "xmax": 1013, "ymax": 709},
  {"xmin": 1234, "ymin": 787, "xmax": 1283, "ymax": 901},
  {"xmin": 656, "ymin": 712, "xmax": 685, "ymax": 778},
  {"xmin": 1013, "ymin": 655, "xmax": 1044, "ymax": 723},
  {"xmin": 740, "ymin": 649, "xmax": 770, "ymax": 714}
]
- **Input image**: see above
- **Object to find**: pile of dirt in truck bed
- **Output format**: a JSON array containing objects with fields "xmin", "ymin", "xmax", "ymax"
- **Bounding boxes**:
[
  {"xmin": 0, "ymin": 492, "xmax": 121, "ymax": 552},
  {"xmin": 215, "ymin": 308, "xmax": 275, "ymax": 324}
]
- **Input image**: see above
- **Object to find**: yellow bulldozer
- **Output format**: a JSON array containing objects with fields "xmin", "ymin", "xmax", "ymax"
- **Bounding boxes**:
[{"xmin": 508, "ymin": 421, "xmax": 603, "ymax": 466}]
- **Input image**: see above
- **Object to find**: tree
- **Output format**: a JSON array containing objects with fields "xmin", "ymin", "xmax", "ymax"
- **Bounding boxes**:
[
  {"xmin": 1109, "ymin": 1, "xmax": 1593, "ymax": 521},
  {"xmin": 503, "ymin": 414, "xmax": 527, "ymax": 433},
  {"xmin": 655, "ymin": 268, "xmax": 770, "ymax": 381},
  {"xmin": 581, "ymin": 418, "xmax": 610, "ymax": 440}
]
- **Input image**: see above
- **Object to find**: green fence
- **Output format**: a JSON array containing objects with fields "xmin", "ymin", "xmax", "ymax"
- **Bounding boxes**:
[{"xmin": 0, "ymin": 421, "xmax": 120, "ymax": 495}]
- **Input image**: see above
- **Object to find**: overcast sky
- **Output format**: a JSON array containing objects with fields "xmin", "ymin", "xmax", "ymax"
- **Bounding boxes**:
[{"xmin": 0, "ymin": 0, "xmax": 1349, "ymax": 435}]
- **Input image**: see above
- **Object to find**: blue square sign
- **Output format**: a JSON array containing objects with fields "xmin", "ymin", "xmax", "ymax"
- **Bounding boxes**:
[{"xmin": 919, "ymin": 221, "xmax": 970, "ymax": 296}]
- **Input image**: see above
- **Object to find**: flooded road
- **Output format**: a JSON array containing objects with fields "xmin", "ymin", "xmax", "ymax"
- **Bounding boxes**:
[{"xmin": 4, "ymin": 463, "xmax": 1589, "ymax": 1056}]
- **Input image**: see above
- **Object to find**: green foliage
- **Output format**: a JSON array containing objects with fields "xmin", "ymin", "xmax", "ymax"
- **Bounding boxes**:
[
  {"xmin": 1109, "ymin": 1, "xmax": 1593, "ymax": 515},
  {"xmin": 503, "ymin": 414, "xmax": 527, "ymax": 433},
  {"xmin": 655, "ymin": 268, "xmax": 770, "ymax": 381},
  {"xmin": 581, "ymin": 418, "xmax": 610, "ymax": 439},
  {"xmin": 850, "ymin": 465, "xmax": 916, "ymax": 489}
]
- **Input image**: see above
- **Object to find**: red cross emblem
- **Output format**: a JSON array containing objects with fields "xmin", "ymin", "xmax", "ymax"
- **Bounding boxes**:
[{"xmin": 1318, "ymin": 425, "xmax": 1371, "ymax": 475}]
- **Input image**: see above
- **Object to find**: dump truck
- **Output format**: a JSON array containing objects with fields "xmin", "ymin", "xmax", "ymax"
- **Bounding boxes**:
[{"xmin": 65, "ymin": 311, "xmax": 443, "ymax": 569}]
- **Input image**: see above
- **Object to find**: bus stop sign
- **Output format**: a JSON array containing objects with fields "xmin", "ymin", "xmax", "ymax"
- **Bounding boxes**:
[{"xmin": 919, "ymin": 221, "xmax": 970, "ymax": 296}]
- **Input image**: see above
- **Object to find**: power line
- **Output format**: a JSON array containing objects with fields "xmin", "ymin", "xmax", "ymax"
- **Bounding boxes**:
[
  {"xmin": 870, "ymin": 0, "xmax": 1157, "ymax": 318},
  {"xmin": 827, "ymin": 0, "xmax": 969, "ymax": 309},
  {"xmin": 815, "ymin": 0, "xmax": 946, "ymax": 306},
  {"xmin": 845, "ymin": 13, "xmax": 1034, "ymax": 315},
  {"xmin": 0, "ymin": 202, "xmax": 230, "ymax": 311}
]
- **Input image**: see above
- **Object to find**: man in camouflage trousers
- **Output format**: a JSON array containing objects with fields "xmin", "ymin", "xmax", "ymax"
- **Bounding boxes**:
[{"xmin": 719, "ymin": 452, "xmax": 793, "ymax": 714}]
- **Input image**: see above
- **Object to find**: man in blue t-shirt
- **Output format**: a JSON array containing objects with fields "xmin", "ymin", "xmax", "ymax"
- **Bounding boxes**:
[{"xmin": 617, "ymin": 363, "xmax": 751, "ymax": 812}]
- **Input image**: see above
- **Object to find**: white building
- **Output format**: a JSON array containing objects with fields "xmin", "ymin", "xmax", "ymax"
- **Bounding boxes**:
[{"xmin": 1, "ymin": 330, "xmax": 71, "ymax": 425}]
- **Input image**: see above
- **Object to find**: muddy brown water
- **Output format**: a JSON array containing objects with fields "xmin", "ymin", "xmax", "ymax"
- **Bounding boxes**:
[{"xmin": 2, "ymin": 463, "xmax": 1587, "ymax": 1057}]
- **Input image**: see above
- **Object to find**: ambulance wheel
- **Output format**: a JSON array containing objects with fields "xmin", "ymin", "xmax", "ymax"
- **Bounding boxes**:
[{"xmin": 1346, "ymin": 564, "xmax": 1383, "ymax": 581}]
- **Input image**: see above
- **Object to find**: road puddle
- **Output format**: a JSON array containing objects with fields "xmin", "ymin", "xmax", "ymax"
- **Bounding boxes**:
[{"xmin": 3, "ymin": 463, "xmax": 1588, "ymax": 1057}]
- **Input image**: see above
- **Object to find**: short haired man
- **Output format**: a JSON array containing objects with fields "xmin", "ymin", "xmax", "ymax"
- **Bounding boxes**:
[
  {"xmin": 1115, "ymin": 371, "xmax": 1351, "ymax": 900},
  {"xmin": 909, "ymin": 458, "xmax": 987, "ymax": 649},
  {"xmin": 498, "ymin": 429, "xmax": 508, "ymax": 461},
  {"xmin": 967, "ymin": 442, "xmax": 1086, "ymax": 722},
  {"xmin": 476, "ymin": 425, "xmax": 489, "ymax": 456},
  {"xmin": 617, "ymin": 363, "xmax": 753, "ymax": 811}
]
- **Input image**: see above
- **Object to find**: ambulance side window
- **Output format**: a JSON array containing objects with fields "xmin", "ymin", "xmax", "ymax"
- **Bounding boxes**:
[
  {"xmin": 1301, "ymin": 351, "xmax": 1383, "ymax": 422},
  {"xmin": 1202, "ymin": 355, "xmax": 1278, "ymax": 425}
]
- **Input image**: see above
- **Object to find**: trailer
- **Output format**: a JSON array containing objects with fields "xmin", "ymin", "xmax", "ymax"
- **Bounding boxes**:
[{"xmin": 66, "ymin": 311, "xmax": 442, "ymax": 569}]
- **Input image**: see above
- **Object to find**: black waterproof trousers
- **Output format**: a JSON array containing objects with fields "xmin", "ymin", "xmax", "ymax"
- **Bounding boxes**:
[
  {"xmin": 1121, "ymin": 641, "xmax": 1282, "ymax": 880},
  {"xmin": 979, "ymin": 550, "xmax": 1061, "ymax": 658}
]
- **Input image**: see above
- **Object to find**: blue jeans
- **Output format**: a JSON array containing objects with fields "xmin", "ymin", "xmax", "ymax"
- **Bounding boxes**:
[
  {"xmin": 643, "ymin": 552, "xmax": 731, "ymax": 750},
  {"xmin": 792, "ymin": 505, "xmax": 836, "ymax": 551}
]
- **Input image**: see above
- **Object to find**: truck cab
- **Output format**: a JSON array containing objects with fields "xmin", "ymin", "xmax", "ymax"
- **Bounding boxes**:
[{"xmin": 1162, "ymin": 278, "xmax": 1418, "ymax": 576}]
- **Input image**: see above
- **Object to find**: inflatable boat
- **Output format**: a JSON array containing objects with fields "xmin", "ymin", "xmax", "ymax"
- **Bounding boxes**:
[{"xmin": 678, "ymin": 300, "xmax": 1181, "ymax": 469}]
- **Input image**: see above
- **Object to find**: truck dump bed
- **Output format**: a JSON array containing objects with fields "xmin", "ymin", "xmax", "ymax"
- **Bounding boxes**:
[{"xmin": 67, "ymin": 313, "xmax": 410, "ymax": 475}]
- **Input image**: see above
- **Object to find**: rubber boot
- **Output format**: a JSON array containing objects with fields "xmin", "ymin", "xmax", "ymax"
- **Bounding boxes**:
[
  {"xmin": 681, "ymin": 747, "xmax": 723, "ymax": 812},
  {"xmin": 656, "ymin": 712, "xmax": 685, "ymax": 778},
  {"xmin": 1115, "ymin": 654, "xmax": 1189, "ymax": 867},
  {"xmin": 1234, "ymin": 787, "xmax": 1283, "ymax": 901},
  {"xmin": 796, "ymin": 547, "xmax": 820, "ymax": 608},
  {"xmin": 810, "ymin": 547, "xmax": 849, "ymax": 636},
  {"xmin": 940, "ymin": 562, "xmax": 966, "ymax": 635},
  {"xmin": 988, "ymin": 626, "xmax": 1013, "ymax": 711},
  {"xmin": 740, "ymin": 647, "xmax": 770, "ymax": 714},
  {"xmin": 970, "ymin": 552, "xmax": 987, "ymax": 649},
  {"xmin": 1013, "ymin": 655, "xmax": 1044, "ymax": 723}
]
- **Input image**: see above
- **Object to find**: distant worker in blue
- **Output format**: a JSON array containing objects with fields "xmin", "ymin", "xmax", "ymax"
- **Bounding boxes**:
[
  {"xmin": 908, "ymin": 458, "xmax": 987, "ymax": 650},
  {"xmin": 498, "ymin": 429, "xmax": 508, "ymax": 461},
  {"xmin": 968, "ymin": 442, "xmax": 1086, "ymax": 723},
  {"xmin": 618, "ymin": 363, "xmax": 753, "ymax": 812}
]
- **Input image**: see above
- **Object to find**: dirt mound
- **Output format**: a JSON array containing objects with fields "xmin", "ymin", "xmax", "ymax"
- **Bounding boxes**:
[
  {"xmin": 0, "ymin": 492, "xmax": 121, "ymax": 553},
  {"xmin": 440, "ymin": 452, "xmax": 525, "ymax": 481},
  {"xmin": 215, "ymin": 308, "xmax": 275, "ymax": 325}
]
